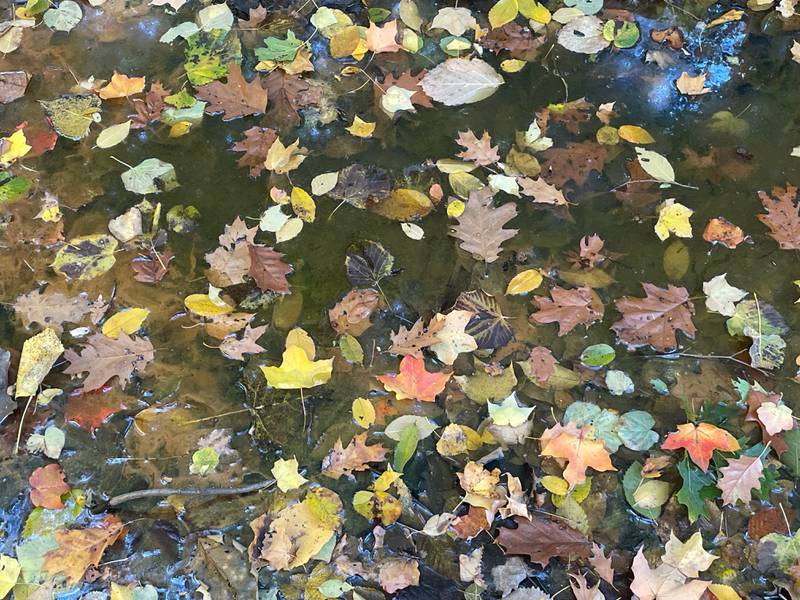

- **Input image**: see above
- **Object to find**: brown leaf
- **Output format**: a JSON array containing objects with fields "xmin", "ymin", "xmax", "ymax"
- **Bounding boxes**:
[
  {"xmin": 496, "ymin": 515, "xmax": 591, "ymax": 567},
  {"xmin": 757, "ymin": 183, "xmax": 800, "ymax": 250},
  {"xmin": 65, "ymin": 387, "xmax": 133, "ymax": 432},
  {"xmin": 481, "ymin": 22, "xmax": 544, "ymax": 61},
  {"xmin": 540, "ymin": 142, "xmax": 607, "ymax": 188},
  {"xmin": 328, "ymin": 288, "xmax": 381, "ymax": 335},
  {"xmin": 131, "ymin": 250, "xmax": 174, "ymax": 283},
  {"xmin": 589, "ymin": 543, "xmax": 614, "ymax": 585},
  {"xmin": 450, "ymin": 189, "xmax": 518, "ymax": 263},
  {"xmin": 388, "ymin": 317, "xmax": 444, "ymax": 357},
  {"xmin": 528, "ymin": 346, "xmax": 556, "ymax": 384},
  {"xmin": 612, "ymin": 283, "xmax": 696, "ymax": 352},
  {"xmin": 42, "ymin": 515, "xmax": 124, "ymax": 584},
  {"xmin": 541, "ymin": 98, "xmax": 594, "ymax": 135},
  {"xmin": 63, "ymin": 332, "xmax": 155, "ymax": 391},
  {"xmin": 230, "ymin": 126, "xmax": 277, "ymax": 177},
  {"xmin": 262, "ymin": 70, "xmax": 319, "ymax": 129},
  {"xmin": 518, "ymin": 176, "xmax": 568, "ymax": 205},
  {"xmin": 373, "ymin": 69, "xmax": 432, "ymax": 109},
  {"xmin": 530, "ymin": 286, "xmax": 604, "ymax": 336},
  {"xmin": 703, "ymin": 217, "xmax": 747, "ymax": 249},
  {"xmin": 452, "ymin": 505, "xmax": 491, "ymax": 539},
  {"xmin": 129, "ymin": 82, "xmax": 169, "ymax": 128},
  {"xmin": 206, "ymin": 241, "xmax": 251, "ymax": 286},
  {"xmin": 749, "ymin": 506, "xmax": 795, "ymax": 540},
  {"xmin": 615, "ymin": 159, "xmax": 661, "ymax": 210},
  {"xmin": 650, "ymin": 26, "xmax": 685, "ymax": 50},
  {"xmin": 196, "ymin": 64, "xmax": 268, "ymax": 121},
  {"xmin": 321, "ymin": 433, "xmax": 389, "ymax": 479},
  {"xmin": 379, "ymin": 557, "xmax": 420, "ymax": 593},
  {"xmin": 455, "ymin": 130, "xmax": 500, "ymax": 166},
  {"xmin": 247, "ymin": 244, "xmax": 292, "ymax": 293},
  {"xmin": 29, "ymin": 464, "xmax": 70, "ymax": 509},
  {"xmin": 0, "ymin": 70, "xmax": 30, "ymax": 104},
  {"xmin": 14, "ymin": 289, "xmax": 92, "ymax": 333},
  {"xmin": 676, "ymin": 72, "xmax": 710, "ymax": 96},
  {"xmin": 220, "ymin": 324, "xmax": 267, "ymax": 360}
]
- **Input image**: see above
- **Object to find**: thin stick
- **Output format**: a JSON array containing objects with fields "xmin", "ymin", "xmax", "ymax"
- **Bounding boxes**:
[
  {"xmin": 14, "ymin": 395, "xmax": 34, "ymax": 454},
  {"xmin": 108, "ymin": 478, "xmax": 276, "ymax": 507}
]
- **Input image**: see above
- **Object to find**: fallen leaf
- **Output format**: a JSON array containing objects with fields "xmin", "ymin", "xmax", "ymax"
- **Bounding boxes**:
[
  {"xmin": 703, "ymin": 274, "xmax": 747, "ymax": 316},
  {"xmin": 42, "ymin": 515, "xmax": 124, "ymax": 584},
  {"xmin": 231, "ymin": 126, "xmax": 277, "ymax": 177},
  {"xmin": 757, "ymin": 183, "xmax": 800, "ymax": 250},
  {"xmin": 676, "ymin": 72, "xmax": 711, "ymax": 95},
  {"xmin": 518, "ymin": 176, "xmax": 568, "ymax": 205},
  {"xmin": 540, "ymin": 422, "xmax": 616, "ymax": 485},
  {"xmin": 220, "ymin": 324, "xmax": 267, "ymax": 360},
  {"xmin": 421, "ymin": 58, "xmax": 504, "ymax": 106},
  {"xmin": 0, "ymin": 71, "xmax": 30, "ymax": 104},
  {"xmin": 196, "ymin": 64, "xmax": 268, "ymax": 121},
  {"xmin": 98, "ymin": 72, "xmax": 145, "ymax": 99},
  {"xmin": 248, "ymin": 244, "xmax": 292, "ymax": 293},
  {"xmin": 261, "ymin": 345, "xmax": 332, "ymax": 389},
  {"xmin": 321, "ymin": 433, "xmax": 389, "ymax": 479},
  {"xmin": 528, "ymin": 346, "xmax": 556, "ymax": 384},
  {"xmin": 756, "ymin": 401, "xmax": 793, "ymax": 435},
  {"xmin": 365, "ymin": 20, "xmax": 401, "ymax": 53},
  {"xmin": 429, "ymin": 310, "xmax": 478, "ymax": 365},
  {"xmin": 379, "ymin": 557, "xmax": 420, "ymax": 593},
  {"xmin": 703, "ymin": 217, "xmax": 747, "ymax": 248},
  {"xmin": 717, "ymin": 455, "xmax": 764, "ymax": 506},
  {"xmin": 531, "ymin": 286, "xmax": 604, "ymax": 336},
  {"xmin": 16, "ymin": 328, "xmax": 64, "ymax": 397},
  {"xmin": 29, "ymin": 464, "xmax": 69, "ymax": 509},
  {"xmin": 264, "ymin": 137, "xmax": 307, "ymax": 175},
  {"xmin": 388, "ymin": 318, "xmax": 444, "ymax": 357},
  {"xmin": 655, "ymin": 200, "xmax": 693, "ymax": 241},
  {"xmin": 271, "ymin": 457, "xmax": 307, "ymax": 492},
  {"xmin": 63, "ymin": 333, "xmax": 155, "ymax": 391},
  {"xmin": 661, "ymin": 422, "xmax": 740, "ymax": 471},
  {"xmin": 456, "ymin": 130, "xmax": 500, "ymax": 166},
  {"xmin": 101, "ymin": 308, "xmax": 150, "ymax": 339},
  {"xmin": 377, "ymin": 355, "xmax": 452, "ymax": 402},
  {"xmin": 496, "ymin": 515, "xmax": 591, "ymax": 566},
  {"xmin": 612, "ymin": 283, "xmax": 696, "ymax": 351},
  {"xmin": 450, "ymin": 190, "xmax": 518, "ymax": 263}
]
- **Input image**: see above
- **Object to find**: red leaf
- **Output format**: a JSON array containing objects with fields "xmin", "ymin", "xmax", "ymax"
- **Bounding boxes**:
[
  {"xmin": 661, "ymin": 422, "xmax": 740, "ymax": 471},
  {"xmin": 29, "ymin": 464, "xmax": 69, "ymax": 509},
  {"xmin": 247, "ymin": 244, "xmax": 292, "ymax": 293},
  {"xmin": 377, "ymin": 355, "xmax": 451, "ymax": 402}
]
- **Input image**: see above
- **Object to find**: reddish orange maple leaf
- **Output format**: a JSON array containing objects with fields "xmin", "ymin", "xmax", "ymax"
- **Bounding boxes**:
[
  {"xmin": 320, "ymin": 433, "xmax": 389, "ymax": 479},
  {"xmin": 540, "ymin": 422, "xmax": 615, "ymax": 486},
  {"xmin": 661, "ymin": 422, "xmax": 740, "ymax": 471},
  {"xmin": 531, "ymin": 286, "xmax": 604, "ymax": 336},
  {"xmin": 377, "ymin": 355, "xmax": 451, "ymax": 402},
  {"xmin": 29, "ymin": 464, "xmax": 70, "ymax": 509}
]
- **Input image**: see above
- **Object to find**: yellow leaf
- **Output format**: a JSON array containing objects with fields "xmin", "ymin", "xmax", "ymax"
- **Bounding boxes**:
[
  {"xmin": 16, "ymin": 328, "xmax": 63, "ymax": 398},
  {"xmin": 184, "ymin": 294, "xmax": 234, "ymax": 317},
  {"xmin": 618, "ymin": 125, "xmax": 655, "ymax": 144},
  {"xmin": 286, "ymin": 327, "xmax": 316, "ymax": 359},
  {"xmin": 541, "ymin": 475, "xmax": 569, "ymax": 496},
  {"xmin": 505, "ymin": 269, "xmax": 543, "ymax": 295},
  {"xmin": 261, "ymin": 345, "xmax": 333, "ymax": 389},
  {"xmin": 654, "ymin": 200, "xmax": 693, "ymax": 241},
  {"xmin": 101, "ymin": 308, "xmax": 150, "ymax": 339},
  {"xmin": 37, "ymin": 205, "xmax": 62, "ymax": 223},
  {"xmin": 272, "ymin": 457, "xmax": 308, "ymax": 492},
  {"xmin": 345, "ymin": 115, "xmax": 376, "ymax": 138},
  {"xmin": 527, "ymin": 0, "xmax": 551, "ymax": 23},
  {"xmin": 0, "ymin": 129, "xmax": 31, "ymax": 164},
  {"xmin": 290, "ymin": 186, "xmax": 316, "ymax": 222},
  {"xmin": 500, "ymin": 59, "xmax": 527, "ymax": 73},
  {"xmin": 169, "ymin": 121, "xmax": 192, "ymax": 138},
  {"xmin": 372, "ymin": 467, "xmax": 402, "ymax": 492},
  {"xmin": 0, "ymin": 554, "xmax": 20, "ymax": 598},
  {"xmin": 706, "ymin": 9, "xmax": 744, "ymax": 28},
  {"xmin": 352, "ymin": 397, "xmax": 376, "ymax": 428},
  {"xmin": 447, "ymin": 199, "xmax": 465, "ymax": 218},
  {"xmin": 96, "ymin": 120, "xmax": 132, "ymax": 148},
  {"xmin": 707, "ymin": 584, "xmax": 741, "ymax": 600},
  {"xmin": 488, "ymin": 0, "xmax": 518, "ymax": 28}
]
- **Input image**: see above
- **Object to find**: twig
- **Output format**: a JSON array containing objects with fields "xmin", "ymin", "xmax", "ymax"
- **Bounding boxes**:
[{"xmin": 108, "ymin": 478, "xmax": 277, "ymax": 507}]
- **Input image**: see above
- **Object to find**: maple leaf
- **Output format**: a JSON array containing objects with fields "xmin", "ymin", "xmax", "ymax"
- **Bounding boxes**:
[
  {"xmin": 717, "ymin": 455, "xmax": 764, "ymax": 506},
  {"xmin": 14, "ymin": 289, "xmax": 91, "ymax": 333},
  {"xmin": 131, "ymin": 250, "xmax": 174, "ymax": 283},
  {"xmin": 196, "ymin": 64, "xmax": 268, "ymax": 121},
  {"xmin": 129, "ymin": 82, "xmax": 169, "ymax": 128},
  {"xmin": 262, "ymin": 70, "xmax": 319, "ymax": 129},
  {"xmin": 428, "ymin": 310, "xmax": 477, "ymax": 365},
  {"xmin": 321, "ymin": 433, "xmax": 389, "ymax": 479},
  {"xmin": 530, "ymin": 286, "xmax": 603, "ymax": 336},
  {"xmin": 455, "ymin": 130, "xmax": 500, "ymax": 166},
  {"xmin": 220, "ymin": 324, "xmax": 267, "ymax": 361},
  {"xmin": 65, "ymin": 387, "xmax": 132, "ymax": 432},
  {"xmin": 42, "ymin": 515, "xmax": 124, "ymax": 584},
  {"xmin": 218, "ymin": 216, "xmax": 258, "ymax": 247},
  {"xmin": 328, "ymin": 288, "xmax": 381, "ymax": 336},
  {"xmin": 611, "ymin": 283, "xmax": 696, "ymax": 352},
  {"xmin": 373, "ymin": 70, "xmax": 433, "ymax": 109},
  {"xmin": 29, "ymin": 464, "xmax": 69, "ymax": 509},
  {"xmin": 675, "ymin": 72, "xmax": 710, "ymax": 96},
  {"xmin": 757, "ymin": 183, "xmax": 800, "ymax": 250},
  {"xmin": 518, "ymin": 176, "xmax": 568, "ymax": 205},
  {"xmin": 64, "ymin": 333, "xmax": 155, "ymax": 392},
  {"xmin": 388, "ymin": 318, "xmax": 444, "ymax": 357},
  {"xmin": 496, "ymin": 515, "xmax": 591, "ymax": 567},
  {"xmin": 377, "ymin": 355, "xmax": 452, "ymax": 402},
  {"xmin": 260, "ymin": 345, "xmax": 332, "ymax": 389},
  {"xmin": 230, "ymin": 126, "xmax": 277, "ymax": 177},
  {"xmin": 528, "ymin": 346, "xmax": 556, "ymax": 384},
  {"xmin": 630, "ymin": 547, "xmax": 711, "ymax": 600},
  {"xmin": 540, "ymin": 422, "xmax": 616, "ymax": 485},
  {"xmin": 450, "ymin": 190, "xmax": 518, "ymax": 263},
  {"xmin": 365, "ymin": 20, "xmax": 401, "ymax": 53},
  {"xmin": 540, "ymin": 142, "xmax": 608, "ymax": 188},
  {"xmin": 98, "ymin": 72, "xmax": 145, "ymax": 100},
  {"xmin": 452, "ymin": 505, "xmax": 490, "ymax": 539},
  {"xmin": 661, "ymin": 422, "xmax": 740, "ymax": 471},
  {"xmin": 205, "ymin": 242, "xmax": 251, "ymax": 286},
  {"xmin": 248, "ymin": 244, "xmax": 292, "ymax": 293},
  {"xmin": 264, "ymin": 137, "xmax": 307, "ymax": 175}
]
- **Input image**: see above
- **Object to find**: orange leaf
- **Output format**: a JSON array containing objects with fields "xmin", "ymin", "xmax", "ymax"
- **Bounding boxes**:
[
  {"xmin": 661, "ymin": 422, "xmax": 740, "ymax": 471},
  {"xmin": 29, "ymin": 463, "xmax": 70, "ymax": 509},
  {"xmin": 540, "ymin": 422, "xmax": 615, "ymax": 486},
  {"xmin": 42, "ymin": 515, "xmax": 125, "ymax": 584},
  {"xmin": 365, "ymin": 20, "xmax": 401, "ymax": 54},
  {"xmin": 98, "ymin": 72, "xmax": 146, "ymax": 100},
  {"xmin": 377, "ymin": 355, "xmax": 451, "ymax": 402}
]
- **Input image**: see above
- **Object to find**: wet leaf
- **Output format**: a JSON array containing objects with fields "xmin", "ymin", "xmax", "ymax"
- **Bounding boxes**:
[
  {"xmin": 496, "ymin": 515, "xmax": 591, "ymax": 566},
  {"xmin": 261, "ymin": 345, "xmax": 333, "ymax": 389},
  {"xmin": 196, "ymin": 64, "xmax": 268, "ymax": 121},
  {"xmin": 29, "ymin": 464, "xmax": 69, "ymax": 510},
  {"xmin": 63, "ymin": 332, "xmax": 155, "ymax": 391},
  {"xmin": 661, "ymin": 422, "xmax": 740, "ymax": 471},
  {"xmin": 531, "ymin": 286, "xmax": 604, "ymax": 335},
  {"xmin": 16, "ymin": 328, "xmax": 64, "ymax": 397},
  {"xmin": 377, "ymin": 355, "xmax": 451, "ymax": 402},
  {"xmin": 321, "ymin": 433, "xmax": 389, "ymax": 479},
  {"xmin": 612, "ymin": 283, "xmax": 696, "ymax": 351},
  {"xmin": 40, "ymin": 95, "xmax": 101, "ymax": 140},
  {"xmin": 421, "ymin": 58, "xmax": 504, "ymax": 106}
]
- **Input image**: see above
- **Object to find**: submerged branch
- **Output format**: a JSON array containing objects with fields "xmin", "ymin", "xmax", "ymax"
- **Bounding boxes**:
[{"xmin": 108, "ymin": 478, "xmax": 276, "ymax": 507}]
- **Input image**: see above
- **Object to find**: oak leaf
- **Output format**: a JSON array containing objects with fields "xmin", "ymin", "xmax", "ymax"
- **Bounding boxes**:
[
  {"xmin": 377, "ymin": 355, "xmax": 452, "ymax": 402},
  {"xmin": 518, "ymin": 176, "xmax": 568, "ymax": 205},
  {"xmin": 450, "ymin": 191, "xmax": 518, "ymax": 263},
  {"xmin": 589, "ymin": 543, "xmax": 614, "ymax": 585},
  {"xmin": 42, "ymin": 515, "xmax": 124, "ymax": 584},
  {"xmin": 219, "ymin": 324, "xmax": 266, "ymax": 361},
  {"xmin": 455, "ymin": 130, "xmax": 500, "ymax": 166},
  {"xmin": 248, "ymin": 244, "xmax": 292, "ymax": 293},
  {"xmin": 540, "ymin": 422, "xmax": 616, "ymax": 485},
  {"xmin": 29, "ymin": 464, "xmax": 69, "ymax": 509},
  {"xmin": 64, "ymin": 333, "xmax": 155, "ymax": 391},
  {"xmin": 328, "ymin": 288, "xmax": 381, "ymax": 336},
  {"xmin": 129, "ymin": 82, "xmax": 169, "ymax": 128},
  {"xmin": 661, "ymin": 422, "xmax": 740, "ymax": 471},
  {"xmin": 496, "ymin": 515, "xmax": 591, "ymax": 567},
  {"xmin": 231, "ymin": 126, "xmax": 277, "ymax": 177},
  {"xmin": 531, "ymin": 286, "xmax": 604, "ymax": 336},
  {"xmin": 717, "ymin": 455, "xmax": 764, "ymax": 506},
  {"xmin": 196, "ymin": 64, "xmax": 268, "ymax": 121},
  {"xmin": 611, "ymin": 283, "xmax": 696, "ymax": 352},
  {"xmin": 540, "ymin": 142, "xmax": 607, "ymax": 188},
  {"xmin": 321, "ymin": 433, "xmax": 389, "ymax": 479},
  {"xmin": 14, "ymin": 289, "xmax": 91, "ymax": 333},
  {"xmin": 388, "ymin": 318, "xmax": 444, "ymax": 357},
  {"xmin": 757, "ymin": 183, "xmax": 800, "ymax": 250},
  {"xmin": 528, "ymin": 346, "xmax": 556, "ymax": 384}
]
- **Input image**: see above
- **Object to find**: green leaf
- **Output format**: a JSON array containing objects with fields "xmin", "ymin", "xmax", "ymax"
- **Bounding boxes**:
[
  {"xmin": 165, "ymin": 88, "xmax": 197, "ymax": 109},
  {"xmin": 318, "ymin": 578, "xmax": 353, "ymax": 598},
  {"xmin": 184, "ymin": 30, "xmax": 241, "ymax": 86},
  {"xmin": 613, "ymin": 21, "xmax": 639, "ymax": 48},
  {"xmin": 464, "ymin": 583, "xmax": 485, "ymax": 600},
  {"xmin": 255, "ymin": 30, "xmax": 303, "ymax": 62},
  {"xmin": 339, "ymin": 333, "xmax": 364, "ymax": 365},
  {"xmin": 393, "ymin": 423, "xmax": 419, "ymax": 471},
  {"xmin": 166, "ymin": 204, "xmax": 200, "ymax": 234},
  {"xmin": 190, "ymin": 447, "xmax": 219, "ymax": 476},
  {"xmin": 579, "ymin": 343, "xmax": 615, "ymax": 368},
  {"xmin": 51, "ymin": 234, "xmax": 118, "ymax": 281},
  {"xmin": 0, "ymin": 172, "xmax": 32, "ymax": 204},
  {"xmin": 121, "ymin": 158, "xmax": 179, "ymax": 195},
  {"xmin": 761, "ymin": 530, "xmax": 800, "ymax": 570},
  {"xmin": 618, "ymin": 411, "xmax": 658, "ymax": 451},
  {"xmin": 43, "ymin": 0, "xmax": 82, "ymax": 33},
  {"xmin": 726, "ymin": 299, "xmax": 788, "ymax": 337},
  {"xmin": 780, "ymin": 429, "xmax": 800, "ymax": 476},
  {"xmin": 622, "ymin": 462, "xmax": 662, "ymax": 519},
  {"xmin": 676, "ymin": 456, "xmax": 715, "ymax": 523},
  {"xmin": 368, "ymin": 7, "xmax": 392, "ymax": 22}
]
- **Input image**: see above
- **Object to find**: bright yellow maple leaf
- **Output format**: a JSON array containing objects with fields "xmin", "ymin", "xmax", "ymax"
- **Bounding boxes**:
[
  {"xmin": 0, "ymin": 129, "xmax": 31, "ymax": 165},
  {"xmin": 261, "ymin": 345, "xmax": 333, "ymax": 389},
  {"xmin": 654, "ymin": 200, "xmax": 693, "ymax": 241}
]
